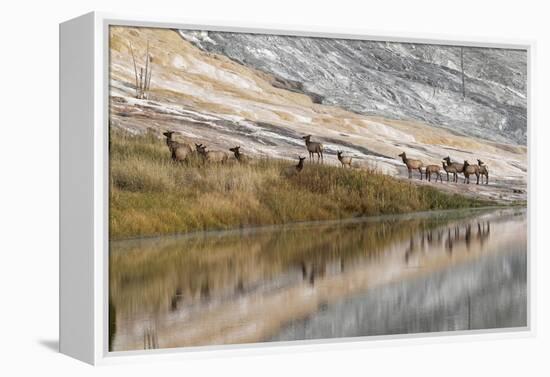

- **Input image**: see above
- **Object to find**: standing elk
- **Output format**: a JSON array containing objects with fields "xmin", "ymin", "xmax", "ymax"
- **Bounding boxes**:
[
  {"xmin": 442, "ymin": 161, "xmax": 459, "ymax": 182},
  {"xmin": 336, "ymin": 151, "xmax": 352, "ymax": 168},
  {"xmin": 425, "ymin": 164, "xmax": 443, "ymax": 182},
  {"xmin": 463, "ymin": 160, "xmax": 480, "ymax": 184},
  {"xmin": 163, "ymin": 131, "xmax": 194, "ymax": 162},
  {"xmin": 443, "ymin": 156, "xmax": 464, "ymax": 183},
  {"xmin": 398, "ymin": 152, "xmax": 424, "ymax": 180},
  {"xmin": 477, "ymin": 159, "xmax": 489, "ymax": 185},
  {"xmin": 302, "ymin": 135, "xmax": 324, "ymax": 163}
]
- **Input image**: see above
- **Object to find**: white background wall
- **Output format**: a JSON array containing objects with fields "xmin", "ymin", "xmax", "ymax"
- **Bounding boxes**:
[{"xmin": 0, "ymin": 0, "xmax": 548, "ymax": 375}]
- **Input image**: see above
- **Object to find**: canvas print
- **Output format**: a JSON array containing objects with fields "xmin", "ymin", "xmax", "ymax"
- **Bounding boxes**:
[{"xmin": 108, "ymin": 26, "xmax": 528, "ymax": 352}]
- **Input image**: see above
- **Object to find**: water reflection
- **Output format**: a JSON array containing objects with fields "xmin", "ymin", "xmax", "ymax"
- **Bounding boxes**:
[{"xmin": 109, "ymin": 208, "xmax": 527, "ymax": 351}]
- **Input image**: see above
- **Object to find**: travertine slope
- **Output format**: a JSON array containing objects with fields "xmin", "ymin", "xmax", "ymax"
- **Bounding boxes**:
[{"xmin": 109, "ymin": 27, "xmax": 527, "ymax": 200}]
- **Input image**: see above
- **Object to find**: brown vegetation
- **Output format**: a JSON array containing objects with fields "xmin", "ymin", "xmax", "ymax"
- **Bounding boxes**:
[{"xmin": 109, "ymin": 130, "xmax": 493, "ymax": 239}]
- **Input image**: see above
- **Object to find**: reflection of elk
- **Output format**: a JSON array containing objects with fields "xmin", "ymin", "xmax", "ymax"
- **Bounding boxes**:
[
  {"xmin": 405, "ymin": 228, "xmax": 446, "ymax": 263},
  {"xmin": 465, "ymin": 224, "xmax": 472, "ymax": 249},
  {"xmin": 443, "ymin": 221, "xmax": 491, "ymax": 255},
  {"xmin": 170, "ymin": 288, "xmax": 183, "ymax": 311},
  {"xmin": 143, "ymin": 327, "xmax": 158, "ymax": 349},
  {"xmin": 404, "ymin": 236, "xmax": 416, "ymax": 263},
  {"xmin": 445, "ymin": 228, "xmax": 454, "ymax": 254},
  {"xmin": 403, "ymin": 220, "xmax": 492, "ymax": 261},
  {"xmin": 200, "ymin": 281, "xmax": 210, "ymax": 300},
  {"xmin": 477, "ymin": 221, "xmax": 491, "ymax": 246},
  {"xmin": 236, "ymin": 278, "xmax": 245, "ymax": 294},
  {"xmin": 300, "ymin": 260, "xmax": 326, "ymax": 285}
]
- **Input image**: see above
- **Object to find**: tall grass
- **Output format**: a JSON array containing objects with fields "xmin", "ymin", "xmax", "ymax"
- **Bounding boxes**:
[{"xmin": 109, "ymin": 129, "xmax": 493, "ymax": 239}]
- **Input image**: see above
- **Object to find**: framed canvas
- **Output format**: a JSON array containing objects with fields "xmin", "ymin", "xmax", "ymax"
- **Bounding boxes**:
[{"xmin": 59, "ymin": 12, "xmax": 534, "ymax": 365}]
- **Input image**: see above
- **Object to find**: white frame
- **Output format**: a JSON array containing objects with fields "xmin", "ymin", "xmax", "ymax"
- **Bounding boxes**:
[{"xmin": 59, "ymin": 11, "xmax": 535, "ymax": 365}]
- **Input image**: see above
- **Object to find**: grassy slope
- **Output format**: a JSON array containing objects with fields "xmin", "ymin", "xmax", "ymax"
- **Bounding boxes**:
[{"xmin": 109, "ymin": 130, "xmax": 493, "ymax": 239}]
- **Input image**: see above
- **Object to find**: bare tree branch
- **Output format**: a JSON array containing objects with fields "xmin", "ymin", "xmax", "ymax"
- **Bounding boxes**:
[
  {"xmin": 128, "ymin": 41, "xmax": 154, "ymax": 99},
  {"xmin": 129, "ymin": 43, "xmax": 140, "ymax": 98}
]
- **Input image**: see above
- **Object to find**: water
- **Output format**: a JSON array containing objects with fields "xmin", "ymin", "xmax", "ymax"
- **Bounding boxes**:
[{"xmin": 109, "ymin": 207, "xmax": 527, "ymax": 351}]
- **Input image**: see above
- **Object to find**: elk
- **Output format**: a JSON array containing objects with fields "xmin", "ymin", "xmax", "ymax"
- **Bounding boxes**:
[
  {"xmin": 229, "ymin": 146, "xmax": 249, "ymax": 163},
  {"xmin": 443, "ymin": 156, "xmax": 464, "ymax": 183},
  {"xmin": 442, "ymin": 161, "xmax": 458, "ymax": 182},
  {"xmin": 463, "ymin": 160, "xmax": 480, "ymax": 184},
  {"xmin": 282, "ymin": 156, "xmax": 306, "ymax": 177},
  {"xmin": 195, "ymin": 143, "xmax": 229, "ymax": 164},
  {"xmin": 336, "ymin": 151, "xmax": 352, "ymax": 168},
  {"xmin": 302, "ymin": 135, "xmax": 324, "ymax": 163},
  {"xmin": 425, "ymin": 164, "xmax": 443, "ymax": 182},
  {"xmin": 398, "ymin": 152, "xmax": 424, "ymax": 180},
  {"xmin": 163, "ymin": 131, "xmax": 194, "ymax": 162},
  {"xmin": 477, "ymin": 159, "xmax": 489, "ymax": 185}
]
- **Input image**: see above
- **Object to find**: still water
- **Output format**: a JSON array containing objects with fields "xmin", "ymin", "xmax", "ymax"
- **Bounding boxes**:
[{"xmin": 109, "ymin": 207, "xmax": 527, "ymax": 351}]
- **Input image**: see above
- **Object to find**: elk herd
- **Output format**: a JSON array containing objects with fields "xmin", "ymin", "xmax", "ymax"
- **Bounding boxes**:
[
  {"xmin": 400, "ymin": 152, "xmax": 489, "ymax": 185},
  {"xmin": 163, "ymin": 131, "xmax": 340, "ymax": 171},
  {"xmin": 163, "ymin": 130, "xmax": 489, "ymax": 185}
]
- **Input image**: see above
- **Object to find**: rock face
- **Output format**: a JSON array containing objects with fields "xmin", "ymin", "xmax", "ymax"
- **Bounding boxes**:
[{"xmin": 180, "ymin": 31, "xmax": 527, "ymax": 145}]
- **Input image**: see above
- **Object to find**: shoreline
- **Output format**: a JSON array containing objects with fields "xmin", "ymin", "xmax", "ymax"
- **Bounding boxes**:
[{"xmin": 110, "ymin": 204, "xmax": 523, "ymax": 244}]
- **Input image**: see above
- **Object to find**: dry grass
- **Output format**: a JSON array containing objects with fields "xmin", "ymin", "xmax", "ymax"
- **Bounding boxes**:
[{"xmin": 109, "ymin": 129, "xmax": 493, "ymax": 239}]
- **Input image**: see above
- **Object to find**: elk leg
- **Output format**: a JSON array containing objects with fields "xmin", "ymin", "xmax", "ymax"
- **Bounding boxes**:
[{"xmin": 419, "ymin": 168, "xmax": 423, "ymax": 180}]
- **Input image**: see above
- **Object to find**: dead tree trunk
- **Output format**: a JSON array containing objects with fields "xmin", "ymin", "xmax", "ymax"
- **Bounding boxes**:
[
  {"xmin": 129, "ymin": 41, "xmax": 153, "ymax": 99},
  {"xmin": 460, "ymin": 47, "xmax": 466, "ymax": 99}
]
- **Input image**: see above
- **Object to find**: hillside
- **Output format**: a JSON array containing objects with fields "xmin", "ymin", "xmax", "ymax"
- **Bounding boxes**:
[{"xmin": 109, "ymin": 27, "xmax": 527, "ymax": 202}]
